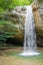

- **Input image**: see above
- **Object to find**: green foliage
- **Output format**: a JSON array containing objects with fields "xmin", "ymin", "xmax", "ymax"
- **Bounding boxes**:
[
  {"xmin": 0, "ymin": 20, "xmax": 19, "ymax": 40},
  {"xmin": 0, "ymin": 0, "xmax": 33, "ymax": 11},
  {"xmin": 0, "ymin": 20, "xmax": 18, "ymax": 32},
  {"xmin": 0, "ymin": 0, "xmax": 14, "ymax": 10},
  {"xmin": 13, "ymin": 0, "xmax": 33, "ymax": 7},
  {"xmin": 0, "ymin": 20, "xmax": 19, "ymax": 47}
]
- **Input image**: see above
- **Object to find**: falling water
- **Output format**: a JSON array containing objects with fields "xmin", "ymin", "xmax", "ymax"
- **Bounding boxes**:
[
  {"xmin": 20, "ymin": 5, "xmax": 40, "ymax": 56},
  {"xmin": 24, "ymin": 5, "xmax": 36, "ymax": 52}
]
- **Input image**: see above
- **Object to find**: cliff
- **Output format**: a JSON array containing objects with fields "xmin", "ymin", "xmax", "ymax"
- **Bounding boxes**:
[{"xmin": 32, "ymin": 1, "xmax": 43, "ymax": 46}]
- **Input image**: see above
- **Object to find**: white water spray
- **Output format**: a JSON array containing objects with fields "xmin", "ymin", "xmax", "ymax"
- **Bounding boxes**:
[{"xmin": 20, "ymin": 5, "xmax": 40, "ymax": 56}]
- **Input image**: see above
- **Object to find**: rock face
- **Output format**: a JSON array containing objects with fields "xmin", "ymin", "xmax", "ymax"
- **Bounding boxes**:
[
  {"xmin": 6, "ymin": 4, "xmax": 43, "ymax": 47},
  {"xmin": 6, "ymin": 6, "xmax": 26, "ymax": 30},
  {"xmin": 32, "ymin": 1, "xmax": 43, "ymax": 47},
  {"xmin": 0, "ymin": 2, "xmax": 43, "ymax": 46},
  {"xmin": 3, "ymin": 6, "xmax": 27, "ymax": 46}
]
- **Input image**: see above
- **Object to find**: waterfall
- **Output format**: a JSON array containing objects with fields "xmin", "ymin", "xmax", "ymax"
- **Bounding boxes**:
[
  {"xmin": 20, "ymin": 5, "xmax": 40, "ymax": 56},
  {"xmin": 24, "ymin": 5, "xmax": 36, "ymax": 52}
]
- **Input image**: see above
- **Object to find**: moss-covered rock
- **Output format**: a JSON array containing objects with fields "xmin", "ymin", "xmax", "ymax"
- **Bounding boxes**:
[{"xmin": 0, "ymin": 6, "xmax": 26, "ymax": 46}]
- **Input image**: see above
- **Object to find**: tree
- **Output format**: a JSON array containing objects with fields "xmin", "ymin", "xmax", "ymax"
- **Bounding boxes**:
[
  {"xmin": 0, "ymin": 0, "xmax": 33, "ymax": 11},
  {"xmin": 0, "ymin": 0, "xmax": 14, "ymax": 10}
]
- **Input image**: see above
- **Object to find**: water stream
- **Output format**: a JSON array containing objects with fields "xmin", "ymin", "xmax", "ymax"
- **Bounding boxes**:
[{"xmin": 20, "ymin": 5, "xmax": 40, "ymax": 56}]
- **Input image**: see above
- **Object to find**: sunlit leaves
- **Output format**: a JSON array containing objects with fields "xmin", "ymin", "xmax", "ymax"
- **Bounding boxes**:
[{"xmin": 0, "ymin": 0, "xmax": 33, "ymax": 11}]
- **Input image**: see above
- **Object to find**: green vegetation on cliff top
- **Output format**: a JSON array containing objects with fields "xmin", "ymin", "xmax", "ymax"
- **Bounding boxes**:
[{"xmin": 0, "ymin": 0, "xmax": 33, "ymax": 11}]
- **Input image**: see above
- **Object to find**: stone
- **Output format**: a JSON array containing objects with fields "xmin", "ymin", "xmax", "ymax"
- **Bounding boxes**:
[
  {"xmin": 32, "ymin": 1, "xmax": 43, "ymax": 46},
  {"xmin": 1, "ymin": 6, "xmax": 26, "ymax": 45},
  {"xmin": 0, "ymin": 3, "xmax": 43, "ymax": 47}
]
